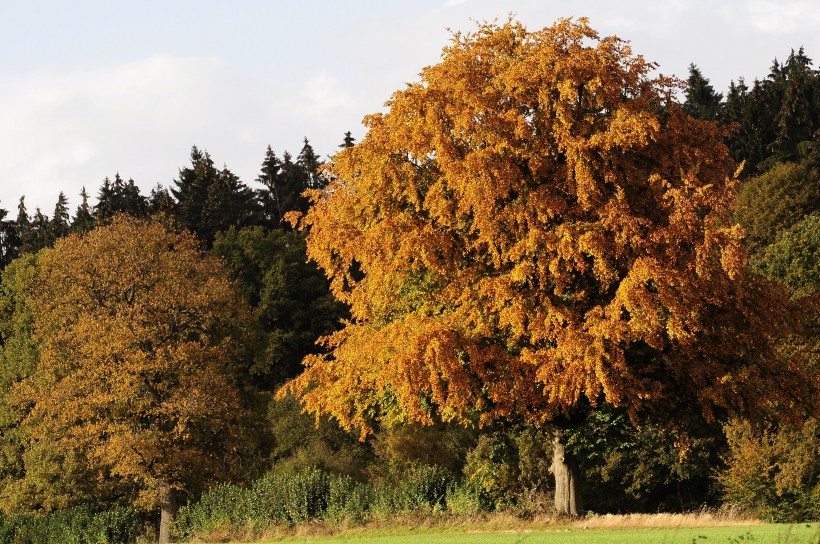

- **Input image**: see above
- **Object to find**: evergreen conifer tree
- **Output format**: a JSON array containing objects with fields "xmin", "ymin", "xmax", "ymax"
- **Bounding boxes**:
[
  {"xmin": 119, "ymin": 176, "xmax": 148, "ymax": 218},
  {"xmin": 15, "ymin": 197, "xmax": 33, "ymax": 255},
  {"xmin": 148, "ymin": 184, "xmax": 175, "ymax": 216},
  {"xmin": 297, "ymin": 137, "xmax": 322, "ymax": 189},
  {"xmin": 279, "ymin": 151, "xmax": 310, "ymax": 221},
  {"xmin": 50, "ymin": 192, "xmax": 70, "ymax": 240},
  {"xmin": 94, "ymin": 177, "xmax": 116, "ymax": 224},
  {"xmin": 256, "ymin": 148, "xmax": 310, "ymax": 227},
  {"xmin": 71, "ymin": 188, "xmax": 96, "ymax": 233},
  {"xmin": 340, "ymin": 131, "xmax": 356, "ymax": 149},
  {"xmin": 683, "ymin": 64, "xmax": 723, "ymax": 121},
  {"xmin": 28, "ymin": 208, "xmax": 53, "ymax": 253},
  {"xmin": 199, "ymin": 166, "xmax": 261, "ymax": 243},
  {"xmin": 0, "ymin": 203, "xmax": 20, "ymax": 269},
  {"xmin": 771, "ymin": 48, "xmax": 819, "ymax": 162},
  {"xmin": 171, "ymin": 146, "xmax": 219, "ymax": 238},
  {"xmin": 256, "ymin": 146, "xmax": 284, "ymax": 227}
]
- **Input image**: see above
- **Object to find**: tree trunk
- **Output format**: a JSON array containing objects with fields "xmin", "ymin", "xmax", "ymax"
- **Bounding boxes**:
[
  {"xmin": 550, "ymin": 430, "xmax": 582, "ymax": 517},
  {"xmin": 158, "ymin": 480, "xmax": 177, "ymax": 544}
]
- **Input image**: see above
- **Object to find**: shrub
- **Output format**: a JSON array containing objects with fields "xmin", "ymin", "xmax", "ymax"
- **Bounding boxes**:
[
  {"xmin": 324, "ymin": 475, "xmax": 370, "ymax": 525},
  {"xmin": 0, "ymin": 506, "xmax": 139, "ymax": 544},
  {"xmin": 719, "ymin": 418, "xmax": 819, "ymax": 522}
]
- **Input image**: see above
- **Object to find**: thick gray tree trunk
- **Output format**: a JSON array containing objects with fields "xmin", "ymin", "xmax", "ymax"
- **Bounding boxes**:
[
  {"xmin": 550, "ymin": 430, "xmax": 582, "ymax": 517},
  {"xmin": 158, "ymin": 480, "xmax": 177, "ymax": 544}
]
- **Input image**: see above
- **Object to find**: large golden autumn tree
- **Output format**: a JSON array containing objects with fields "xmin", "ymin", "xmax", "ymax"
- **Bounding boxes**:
[
  {"xmin": 284, "ymin": 19, "xmax": 818, "ymax": 515},
  {"xmin": 13, "ymin": 216, "xmax": 256, "ymax": 543}
]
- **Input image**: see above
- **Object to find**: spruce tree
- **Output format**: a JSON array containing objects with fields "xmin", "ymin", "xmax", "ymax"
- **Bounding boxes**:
[
  {"xmin": 171, "ymin": 147, "xmax": 219, "ymax": 238},
  {"xmin": 340, "ymin": 131, "xmax": 356, "ymax": 149},
  {"xmin": 0, "ymin": 203, "xmax": 20, "ymax": 269},
  {"xmin": 15, "ymin": 197, "xmax": 33, "ymax": 255},
  {"xmin": 296, "ymin": 137, "xmax": 322, "ymax": 189},
  {"xmin": 279, "ymin": 151, "xmax": 310, "ymax": 221},
  {"xmin": 71, "ymin": 188, "xmax": 96, "ymax": 233},
  {"xmin": 199, "ymin": 166, "xmax": 261, "ymax": 243},
  {"xmin": 148, "ymin": 184, "xmax": 175, "ymax": 216},
  {"xmin": 121, "ymin": 177, "xmax": 148, "ymax": 217},
  {"xmin": 723, "ymin": 79, "xmax": 752, "ymax": 166},
  {"xmin": 28, "ymin": 208, "xmax": 53, "ymax": 253},
  {"xmin": 771, "ymin": 48, "xmax": 819, "ymax": 162},
  {"xmin": 256, "ymin": 148, "xmax": 310, "ymax": 228},
  {"xmin": 94, "ymin": 177, "xmax": 116, "ymax": 224},
  {"xmin": 50, "ymin": 192, "xmax": 70, "ymax": 240},
  {"xmin": 683, "ymin": 64, "xmax": 723, "ymax": 121},
  {"xmin": 256, "ymin": 146, "xmax": 284, "ymax": 227}
]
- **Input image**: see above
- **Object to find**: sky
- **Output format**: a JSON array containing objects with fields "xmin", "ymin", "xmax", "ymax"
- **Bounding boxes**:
[{"xmin": 1, "ymin": 0, "xmax": 819, "ymax": 213}]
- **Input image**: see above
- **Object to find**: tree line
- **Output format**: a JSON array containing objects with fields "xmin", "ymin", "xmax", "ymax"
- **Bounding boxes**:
[{"xmin": 0, "ymin": 134, "xmax": 358, "ymax": 266}]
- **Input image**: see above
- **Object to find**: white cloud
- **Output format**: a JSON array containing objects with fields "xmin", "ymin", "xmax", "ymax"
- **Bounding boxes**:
[
  {"xmin": 299, "ymin": 72, "xmax": 353, "ymax": 118},
  {"xmin": 0, "ymin": 56, "xmax": 363, "ymax": 211},
  {"xmin": 720, "ymin": 0, "xmax": 820, "ymax": 34},
  {"xmin": 0, "ymin": 55, "xmax": 232, "ymax": 209}
]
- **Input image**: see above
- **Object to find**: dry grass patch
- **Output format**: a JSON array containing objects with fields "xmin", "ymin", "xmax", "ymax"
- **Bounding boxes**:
[{"xmin": 576, "ymin": 508, "xmax": 763, "ymax": 530}]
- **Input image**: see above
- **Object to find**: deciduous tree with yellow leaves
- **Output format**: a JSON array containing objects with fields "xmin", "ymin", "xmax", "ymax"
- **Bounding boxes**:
[
  {"xmin": 283, "ymin": 19, "xmax": 818, "ymax": 516},
  {"xmin": 13, "ymin": 217, "xmax": 257, "ymax": 543}
]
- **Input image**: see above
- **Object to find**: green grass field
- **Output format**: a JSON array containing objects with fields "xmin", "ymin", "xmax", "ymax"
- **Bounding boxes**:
[{"xmin": 232, "ymin": 523, "xmax": 819, "ymax": 544}]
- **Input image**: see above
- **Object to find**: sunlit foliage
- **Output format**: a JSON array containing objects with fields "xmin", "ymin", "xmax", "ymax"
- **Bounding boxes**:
[
  {"xmin": 284, "ymin": 19, "xmax": 816, "ymax": 436},
  {"xmin": 11, "ymin": 217, "xmax": 258, "ymax": 512}
]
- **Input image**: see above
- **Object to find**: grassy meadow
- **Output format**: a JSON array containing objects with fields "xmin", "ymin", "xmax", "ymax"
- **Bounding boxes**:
[
  {"xmin": 188, "ymin": 514, "xmax": 819, "ymax": 544},
  {"xmin": 219, "ymin": 525, "xmax": 819, "ymax": 544}
]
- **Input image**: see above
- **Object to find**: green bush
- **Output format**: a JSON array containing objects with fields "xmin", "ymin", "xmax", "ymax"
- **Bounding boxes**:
[
  {"xmin": 324, "ymin": 475, "xmax": 370, "ymax": 525},
  {"xmin": 0, "ymin": 506, "xmax": 139, "ymax": 544},
  {"xmin": 461, "ymin": 426, "xmax": 552, "ymax": 510},
  {"xmin": 719, "ymin": 418, "xmax": 819, "ymax": 522},
  {"xmin": 176, "ymin": 467, "xmax": 372, "ymax": 539},
  {"xmin": 173, "ymin": 482, "xmax": 251, "ymax": 536},
  {"xmin": 445, "ymin": 482, "xmax": 483, "ymax": 516},
  {"xmin": 176, "ymin": 465, "xmax": 458, "ymax": 540},
  {"xmin": 278, "ymin": 467, "xmax": 330, "ymax": 524}
]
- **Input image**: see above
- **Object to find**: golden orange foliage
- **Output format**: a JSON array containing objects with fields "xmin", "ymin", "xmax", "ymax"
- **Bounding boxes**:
[
  {"xmin": 14, "ymin": 216, "xmax": 255, "ymax": 509},
  {"xmin": 283, "ymin": 19, "xmax": 817, "ymax": 436}
]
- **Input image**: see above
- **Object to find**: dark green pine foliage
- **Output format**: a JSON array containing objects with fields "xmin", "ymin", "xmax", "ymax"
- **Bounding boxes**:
[
  {"xmin": 256, "ymin": 149, "xmax": 309, "ymax": 228},
  {"xmin": 280, "ymin": 151, "xmax": 310, "ymax": 220},
  {"xmin": 0, "ymin": 203, "xmax": 20, "ymax": 269},
  {"xmin": 256, "ymin": 146, "xmax": 285, "ymax": 227},
  {"xmin": 117, "ymin": 176, "xmax": 148, "ymax": 218},
  {"xmin": 732, "ymin": 51, "xmax": 820, "ymax": 173},
  {"xmin": 683, "ymin": 64, "xmax": 723, "ymax": 121},
  {"xmin": 722, "ymin": 78, "xmax": 755, "ymax": 167},
  {"xmin": 71, "ymin": 188, "xmax": 95, "ymax": 234},
  {"xmin": 50, "ymin": 192, "xmax": 70, "ymax": 240},
  {"xmin": 27, "ymin": 209, "xmax": 53, "ymax": 253},
  {"xmin": 296, "ymin": 137, "xmax": 322, "ymax": 190},
  {"xmin": 95, "ymin": 174, "xmax": 147, "ymax": 222},
  {"xmin": 723, "ymin": 78, "xmax": 780, "ymax": 175},
  {"xmin": 212, "ymin": 226, "xmax": 346, "ymax": 388},
  {"xmin": 171, "ymin": 146, "xmax": 219, "ymax": 238},
  {"xmin": 173, "ymin": 147, "xmax": 263, "ymax": 244},
  {"xmin": 747, "ymin": 78, "xmax": 781, "ymax": 172},
  {"xmin": 15, "ymin": 198, "xmax": 32, "ymax": 255},
  {"xmin": 771, "ymin": 48, "xmax": 820, "ymax": 163},
  {"xmin": 339, "ymin": 131, "xmax": 356, "ymax": 149},
  {"xmin": 93, "ymin": 177, "xmax": 116, "ymax": 223},
  {"xmin": 199, "ymin": 166, "xmax": 262, "ymax": 243},
  {"xmin": 148, "ymin": 184, "xmax": 175, "ymax": 216}
]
